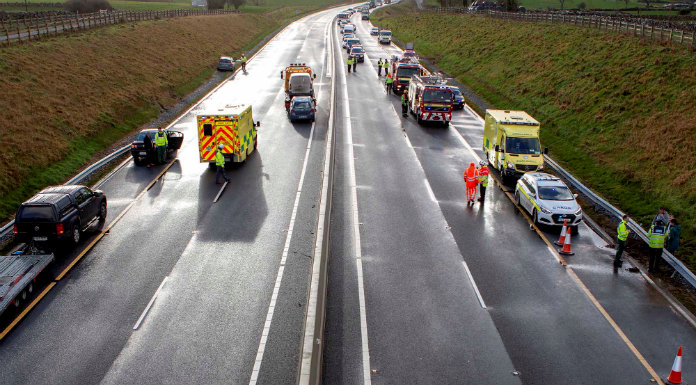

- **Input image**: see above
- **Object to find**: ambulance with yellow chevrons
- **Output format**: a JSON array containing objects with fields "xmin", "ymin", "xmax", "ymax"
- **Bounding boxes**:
[{"xmin": 197, "ymin": 104, "xmax": 260, "ymax": 168}]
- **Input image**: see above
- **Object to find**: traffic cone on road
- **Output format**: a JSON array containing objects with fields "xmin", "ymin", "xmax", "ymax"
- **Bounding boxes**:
[
  {"xmin": 555, "ymin": 220, "xmax": 568, "ymax": 246},
  {"xmin": 559, "ymin": 225, "xmax": 574, "ymax": 256},
  {"xmin": 666, "ymin": 346, "xmax": 683, "ymax": 384}
]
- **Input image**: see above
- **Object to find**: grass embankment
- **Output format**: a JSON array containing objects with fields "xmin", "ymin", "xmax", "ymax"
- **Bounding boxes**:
[
  {"xmin": 373, "ymin": 2, "xmax": 696, "ymax": 267},
  {"xmin": 0, "ymin": 13, "xmax": 279, "ymax": 221}
]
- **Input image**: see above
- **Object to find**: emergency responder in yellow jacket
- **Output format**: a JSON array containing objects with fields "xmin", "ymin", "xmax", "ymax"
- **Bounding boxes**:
[
  {"xmin": 215, "ymin": 144, "xmax": 230, "ymax": 184},
  {"xmin": 401, "ymin": 90, "xmax": 408, "ymax": 116},
  {"xmin": 347, "ymin": 55, "xmax": 353, "ymax": 73},
  {"xmin": 383, "ymin": 59, "xmax": 389, "ymax": 76},
  {"xmin": 648, "ymin": 220, "xmax": 667, "ymax": 273},
  {"xmin": 385, "ymin": 74, "xmax": 393, "ymax": 94},
  {"xmin": 240, "ymin": 53, "xmax": 247, "ymax": 72},
  {"xmin": 477, "ymin": 160, "xmax": 489, "ymax": 203},
  {"xmin": 613, "ymin": 214, "xmax": 630, "ymax": 268},
  {"xmin": 154, "ymin": 127, "xmax": 168, "ymax": 164}
]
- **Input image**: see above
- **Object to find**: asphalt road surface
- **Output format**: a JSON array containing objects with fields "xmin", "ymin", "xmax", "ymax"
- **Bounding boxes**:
[
  {"xmin": 322, "ymin": 10, "xmax": 696, "ymax": 385},
  {"xmin": 2, "ymin": 5, "xmax": 696, "ymax": 385},
  {"xmin": 0, "ymin": 7, "xmax": 338, "ymax": 385}
]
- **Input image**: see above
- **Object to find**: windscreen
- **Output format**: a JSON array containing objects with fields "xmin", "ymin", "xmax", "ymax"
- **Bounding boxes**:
[
  {"xmin": 219, "ymin": 59, "xmax": 231, "ymax": 63},
  {"xmin": 380, "ymin": 31, "xmax": 392, "ymax": 36},
  {"xmin": 19, "ymin": 206, "xmax": 56, "ymax": 222},
  {"xmin": 351, "ymin": 47, "xmax": 364, "ymax": 53},
  {"xmin": 505, "ymin": 137, "xmax": 541, "ymax": 155},
  {"xmin": 423, "ymin": 89, "xmax": 452, "ymax": 103},
  {"xmin": 538, "ymin": 185, "xmax": 574, "ymax": 201},
  {"xmin": 397, "ymin": 67, "xmax": 420, "ymax": 79},
  {"xmin": 294, "ymin": 101, "xmax": 312, "ymax": 110},
  {"xmin": 135, "ymin": 131, "xmax": 155, "ymax": 141}
]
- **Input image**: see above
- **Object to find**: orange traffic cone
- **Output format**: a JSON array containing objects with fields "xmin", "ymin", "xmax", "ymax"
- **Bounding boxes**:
[
  {"xmin": 666, "ymin": 346, "xmax": 683, "ymax": 384},
  {"xmin": 559, "ymin": 226, "xmax": 574, "ymax": 256},
  {"xmin": 555, "ymin": 220, "xmax": 568, "ymax": 246}
]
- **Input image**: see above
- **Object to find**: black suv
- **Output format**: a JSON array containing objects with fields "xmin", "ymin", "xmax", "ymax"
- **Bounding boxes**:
[
  {"xmin": 14, "ymin": 185, "xmax": 107, "ymax": 246},
  {"xmin": 130, "ymin": 129, "xmax": 184, "ymax": 166}
]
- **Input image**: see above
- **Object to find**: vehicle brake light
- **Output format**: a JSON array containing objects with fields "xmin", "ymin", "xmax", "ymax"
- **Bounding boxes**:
[
  {"xmin": 310, "ymin": 108, "xmax": 315, "ymax": 113},
  {"xmin": 13, "ymin": 225, "xmax": 17, "ymax": 235},
  {"xmin": 131, "ymin": 144, "xmax": 136, "ymax": 149},
  {"xmin": 12, "ymin": 274, "xmax": 23, "ymax": 286},
  {"xmin": 56, "ymin": 223, "xmax": 64, "ymax": 235}
]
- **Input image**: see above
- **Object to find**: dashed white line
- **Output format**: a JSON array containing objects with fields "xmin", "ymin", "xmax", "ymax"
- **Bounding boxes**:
[
  {"xmin": 461, "ymin": 262, "xmax": 486, "ymax": 309},
  {"xmin": 133, "ymin": 276, "xmax": 168, "ymax": 330},
  {"xmin": 424, "ymin": 179, "xmax": 436, "ymax": 202},
  {"xmin": 213, "ymin": 181, "xmax": 229, "ymax": 203},
  {"xmin": 248, "ymin": 121, "xmax": 316, "ymax": 385}
]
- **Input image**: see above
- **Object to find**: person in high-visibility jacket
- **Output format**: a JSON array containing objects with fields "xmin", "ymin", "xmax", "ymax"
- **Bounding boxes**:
[
  {"xmin": 385, "ymin": 73, "xmax": 393, "ymax": 94},
  {"xmin": 215, "ymin": 144, "xmax": 230, "ymax": 184},
  {"xmin": 401, "ymin": 90, "xmax": 409, "ymax": 116},
  {"xmin": 648, "ymin": 220, "xmax": 667, "ymax": 273},
  {"xmin": 154, "ymin": 127, "xmax": 168, "ymax": 164},
  {"xmin": 463, "ymin": 162, "xmax": 479, "ymax": 204},
  {"xmin": 383, "ymin": 59, "xmax": 389, "ymax": 76},
  {"xmin": 477, "ymin": 160, "xmax": 489, "ymax": 203},
  {"xmin": 613, "ymin": 214, "xmax": 631, "ymax": 268},
  {"xmin": 377, "ymin": 58, "xmax": 383, "ymax": 76},
  {"xmin": 240, "ymin": 53, "xmax": 247, "ymax": 72},
  {"xmin": 347, "ymin": 55, "xmax": 353, "ymax": 73}
]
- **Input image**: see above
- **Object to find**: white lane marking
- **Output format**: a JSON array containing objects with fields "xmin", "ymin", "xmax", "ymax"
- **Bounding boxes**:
[
  {"xmin": 213, "ymin": 181, "xmax": 229, "ymax": 203},
  {"xmin": 424, "ymin": 179, "xmax": 436, "ymax": 202},
  {"xmin": 450, "ymin": 123, "xmax": 482, "ymax": 163},
  {"xmin": 341, "ymin": 36, "xmax": 373, "ymax": 385},
  {"xmin": 248, "ymin": 121, "xmax": 316, "ymax": 385},
  {"xmin": 462, "ymin": 262, "xmax": 487, "ymax": 309},
  {"xmin": 464, "ymin": 104, "xmax": 485, "ymax": 123},
  {"xmin": 133, "ymin": 276, "xmax": 168, "ymax": 330},
  {"xmin": 94, "ymin": 156, "xmax": 132, "ymax": 189}
]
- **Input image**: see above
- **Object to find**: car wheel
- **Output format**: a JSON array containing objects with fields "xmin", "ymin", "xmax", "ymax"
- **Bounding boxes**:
[
  {"xmin": 71, "ymin": 224, "xmax": 81, "ymax": 245},
  {"xmin": 515, "ymin": 191, "xmax": 521, "ymax": 206},
  {"xmin": 28, "ymin": 283, "xmax": 33, "ymax": 294},
  {"xmin": 21, "ymin": 290, "xmax": 27, "ymax": 300},
  {"xmin": 132, "ymin": 156, "xmax": 143, "ymax": 166},
  {"xmin": 98, "ymin": 201, "xmax": 107, "ymax": 222},
  {"xmin": 14, "ymin": 297, "xmax": 20, "ymax": 308},
  {"xmin": 532, "ymin": 210, "xmax": 539, "ymax": 227}
]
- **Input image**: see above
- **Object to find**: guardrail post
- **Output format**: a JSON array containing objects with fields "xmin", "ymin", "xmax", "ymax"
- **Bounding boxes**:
[
  {"xmin": 24, "ymin": 20, "xmax": 31, "ymax": 42},
  {"xmin": 3, "ymin": 22, "xmax": 9, "ymax": 46},
  {"xmin": 679, "ymin": 29, "xmax": 684, "ymax": 44},
  {"xmin": 16, "ymin": 20, "xmax": 21, "ymax": 43},
  {"xmin": 692, "ymin": 31, "xmax": 695, "ymax": 47}
]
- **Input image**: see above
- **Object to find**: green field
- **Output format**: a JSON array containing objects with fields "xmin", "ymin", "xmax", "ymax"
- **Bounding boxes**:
[
  {"xmin": 373, "ymin": 1, "xmax": 696, "ymax": 269},
  {"xmin": 518, "ymin": 0, "xmax": 641, "ymax": 9}
]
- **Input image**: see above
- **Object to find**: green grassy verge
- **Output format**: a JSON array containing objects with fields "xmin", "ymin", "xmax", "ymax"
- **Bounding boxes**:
[{"xmin": 373, "ymin": 2, "xmax": 696, "ymax": 268}]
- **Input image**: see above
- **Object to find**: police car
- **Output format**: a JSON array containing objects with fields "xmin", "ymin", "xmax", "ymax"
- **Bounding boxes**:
[{"xmin": 514, "ymin": 173, "xmax": 582, "ymax": 228}]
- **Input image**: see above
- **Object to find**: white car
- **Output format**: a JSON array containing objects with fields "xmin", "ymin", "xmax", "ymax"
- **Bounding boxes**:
[
  {"xmin": 370, "ymin": 27, "xmax": 379, "ymax": 35},
  {"xmin": 514, "ymin": 173, "xmax": 582, "ymax": 228}
]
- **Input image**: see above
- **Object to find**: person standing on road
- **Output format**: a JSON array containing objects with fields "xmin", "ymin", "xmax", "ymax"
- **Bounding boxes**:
[
  {"xmin": 377, "ymin": 58, "xmax": 383, "ymax": 76},
  {"xmin": 648, "ymin": 220, "xmax": 667, "ymax": 273},
  {"xmin": 401, "ymin": 90, "xmax": 409, "ymax": 116},
  {"xmin": 463, "ymin": 162, "xmax": 479, "ymax": 204},
  {"xmin": 383, "ymin": 59, "xmax": 389, "ymax": 76},
  {"xmin": 240, "ymin": 53, "xmax": 247, "ymax": 72},
  {"xmin": 477, "ymin": 160, "xmax": 489, "ymax": 203},
  {"xmin": 666, "ymin": 218, "xmax": 681, "ymax": 256},
  {"xmin": 143, "ymin": 131, "xmax": 154, "ymax": 168},
  {"xmin": 385, "ymin": 73, "xmax": 393, "ymax": 94},
  {"xmin": 613, "ymin": 214, "xmax": 631, "ymax": 268},
  {"xmin": 347, "ymin": 55, "xmax": 353, "ymax": 73},
  {"xmin": 154, "ymin": 127, "xmax": 168, "ymax": 164},
  {"xmin": 352, "ymin": 55, "xmax": 357, "ymax": 73},
  {"xmin": 215, "ymin": 144, "xmax": 230, "ymax": 185},
  {"xmin": 652, "ymin": 206, "xmax": 671, "ymax": 226}
]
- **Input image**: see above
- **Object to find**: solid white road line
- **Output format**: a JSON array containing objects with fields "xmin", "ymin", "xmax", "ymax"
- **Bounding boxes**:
[
  {"xmin": 213, "ymin": 181, "xmax": 229, "ymax": 203},
  {"xmin": 424, "ymin": 179, "xmax": 436, "ymax": 202},
  {"xmin": 133, "ymin": 276, "xmax": 168, "ymax": 330},
  {"xmin": 248, "ymin": 121, "xmax": 316, "ymax": 385},
  {"xmin": 450, "ymin": 123, "xmax": 482, "ymax": 163},
  {"xmin": 341, "ymin": 36, "xmax": 373, "ymax": 385},
  {"xmin": 462, "ymin": 262, "xmax": 487, "ymax": 309}
]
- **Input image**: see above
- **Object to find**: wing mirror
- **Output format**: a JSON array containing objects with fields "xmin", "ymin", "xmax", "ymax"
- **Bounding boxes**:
[
  {"xmin": 543, "ymin": 147, "xmax": 549, "ymax": 154},
  {"xmin": 280, "ymin": 71, "xmax": 283, "ymax": 79},
  {"xmin": 314, "ymin": 74, "xmax": 317, "ymax": 79},
  {"xmin": 256, "ymin": 121, "xmax": 261, "ymax": 127},
  {"xmin": 573, "ymin": 194, "xmax": 578, "ymax": 199}
]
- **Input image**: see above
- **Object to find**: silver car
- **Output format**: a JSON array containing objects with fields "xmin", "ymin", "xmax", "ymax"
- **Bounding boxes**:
[{"xmin": 515, "ymin": 173, "xmax": 582, "ymax": 228}]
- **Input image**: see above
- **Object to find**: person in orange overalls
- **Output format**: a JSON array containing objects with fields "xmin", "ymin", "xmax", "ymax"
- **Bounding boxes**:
[{"xmin": 463, "ymin": 162, "xmax": 479, "ymax": 204}]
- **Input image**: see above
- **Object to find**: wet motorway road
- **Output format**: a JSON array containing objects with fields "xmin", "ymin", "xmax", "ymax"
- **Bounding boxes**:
[
  {"xmin": 0, "ymin": 7, "xmax": 338, "ymax": 385},
  {"xmin": 322, "ymin": 10, "xmax": 696, "ymax": 385},
  {"xmin": 2, "ymin": 6, "xmax": 696, "ymax": 385}
]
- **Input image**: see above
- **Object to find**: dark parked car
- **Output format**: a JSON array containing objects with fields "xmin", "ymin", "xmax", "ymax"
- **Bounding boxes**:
[
  {"xmin": 217, "ymin": 56, "xmax": 235, "ymax": 71},
  {"xmin": 345, "ymin": 38, "xmax": 361, "ymax": 52},
  {"xmin": 288, "ymin": 96, "xmax": 316, "ymax": 122},
  {"xmin": 350, "ymin": 46, "xmax": 365, "ymax": 62},
  {"xmin": 130, "ymin": 129, "xmax": 184, "ymax": 166},
  {"xmin": 14, "ymin": 185, "xmax": 107, "ymax": 247},
  {"xmin": 446, "ymin": 86, "xmax": 465, "ymax": 109}
]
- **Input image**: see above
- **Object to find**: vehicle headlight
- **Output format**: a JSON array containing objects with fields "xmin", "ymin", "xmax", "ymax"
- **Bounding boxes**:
[
  {"xmin": 539, "ymin": 206, "xmax": 552, "ymax": 214},
  {"xmin": 537, "ymin": 164, "xmax": 544, "ymax": 170},
  {"xmin": 507, "ymin": 161, "xmax": 514, "ymax": 169}
]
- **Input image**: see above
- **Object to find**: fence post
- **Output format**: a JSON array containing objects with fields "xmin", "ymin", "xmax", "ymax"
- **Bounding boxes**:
[
  {"xmin": 3, "ymin": 22, "xmax": 9, "ymax": 46},
  {"xmin": 692, "ymin": 31, "xmax": 695, "ymax": 47},
  {"xmin": 669, "ymin": 28, "xmax": 673, "ymax": 42}
]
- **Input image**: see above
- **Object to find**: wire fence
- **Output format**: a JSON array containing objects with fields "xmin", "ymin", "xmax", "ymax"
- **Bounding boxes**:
[
  {"xmin": 0, "ymin": 8, "xmax": 240, "ymax": 46},
  {"xmin": 435, "ymin": 7, "xmax": 696, "ymax": 47}
]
